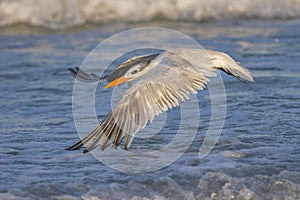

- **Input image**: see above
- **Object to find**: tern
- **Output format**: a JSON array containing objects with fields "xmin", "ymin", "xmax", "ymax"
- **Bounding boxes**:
[{"xmin": 67, "ymin": 48, "xmax": 253, "ymax": 153}]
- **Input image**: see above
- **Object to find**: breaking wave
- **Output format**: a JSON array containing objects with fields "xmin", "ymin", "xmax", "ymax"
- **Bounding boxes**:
[{"xmin": 0, "ymin": 0, "xmax": 300, "ymax": 29}]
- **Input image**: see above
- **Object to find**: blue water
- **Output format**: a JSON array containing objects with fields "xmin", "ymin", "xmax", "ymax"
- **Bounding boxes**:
[{"xmin": 0, "ymin": 20, "xmax": 300, "ymax": 199}]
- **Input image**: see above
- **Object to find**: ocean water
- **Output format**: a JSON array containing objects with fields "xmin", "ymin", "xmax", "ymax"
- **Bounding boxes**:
[{"xmin": 0, "ymin": 3, "xmax": 300, "ymax": 200}]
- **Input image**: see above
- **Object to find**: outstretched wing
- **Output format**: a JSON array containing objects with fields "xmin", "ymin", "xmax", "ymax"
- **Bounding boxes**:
[{"xmin": 67, "ymin": 49, "xmax": 253, "ymax": 153}]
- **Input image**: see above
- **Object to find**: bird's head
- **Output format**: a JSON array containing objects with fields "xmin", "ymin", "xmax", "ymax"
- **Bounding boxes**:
[{"xmin": 104, "ymin": 61, "xmax": 152, "ymax": 89}]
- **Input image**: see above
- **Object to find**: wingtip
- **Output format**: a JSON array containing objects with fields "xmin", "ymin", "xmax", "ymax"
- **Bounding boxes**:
[
  {"xmin": 68, "ymin": 67, "xmax": 75, "ymax": 73},
  {"xmin": 66, "ymin": 140, "xmax": 84, "ymax": 151},
  {"xmin": 65, "ymin": 145, "xmax": 90, "ymax": 154},
  {"xmin": 65, "ymin": 146, "xmax": 76, "ymax": 151},
  {"xmin": 68, "ymin": 67, "xmax": 78, "ymax": 78}
]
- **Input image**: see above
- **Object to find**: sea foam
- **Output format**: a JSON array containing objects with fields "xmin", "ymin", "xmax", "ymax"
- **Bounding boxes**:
[{"xmin": 0, "ymin": 0, "xmax": 299, "ymax": 29}]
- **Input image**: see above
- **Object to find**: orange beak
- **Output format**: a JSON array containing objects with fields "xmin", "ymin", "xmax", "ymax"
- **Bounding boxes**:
[{"xmin": 104, "ymin": 76, "xmax": 132, "ymax": 89}]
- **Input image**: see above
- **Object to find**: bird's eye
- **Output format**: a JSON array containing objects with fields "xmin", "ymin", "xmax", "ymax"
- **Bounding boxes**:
[
  {"xmin": 131, "ymin": 69, "xmax": 138, "ymax": 74},
  {"xmin": 130, "ymin": 61, "xmax": 150, "ymax": 75}
]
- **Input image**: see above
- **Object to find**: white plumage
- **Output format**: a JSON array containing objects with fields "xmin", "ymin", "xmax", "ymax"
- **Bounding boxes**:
[{"xmin": 67, "ymin": 48, "xmax": 253, "ymax": 153}]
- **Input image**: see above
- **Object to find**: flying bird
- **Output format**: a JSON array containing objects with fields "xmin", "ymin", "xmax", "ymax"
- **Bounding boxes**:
[{"xmin": 67, "ymin": 48, "xmax": 253, "ymax": 153}]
